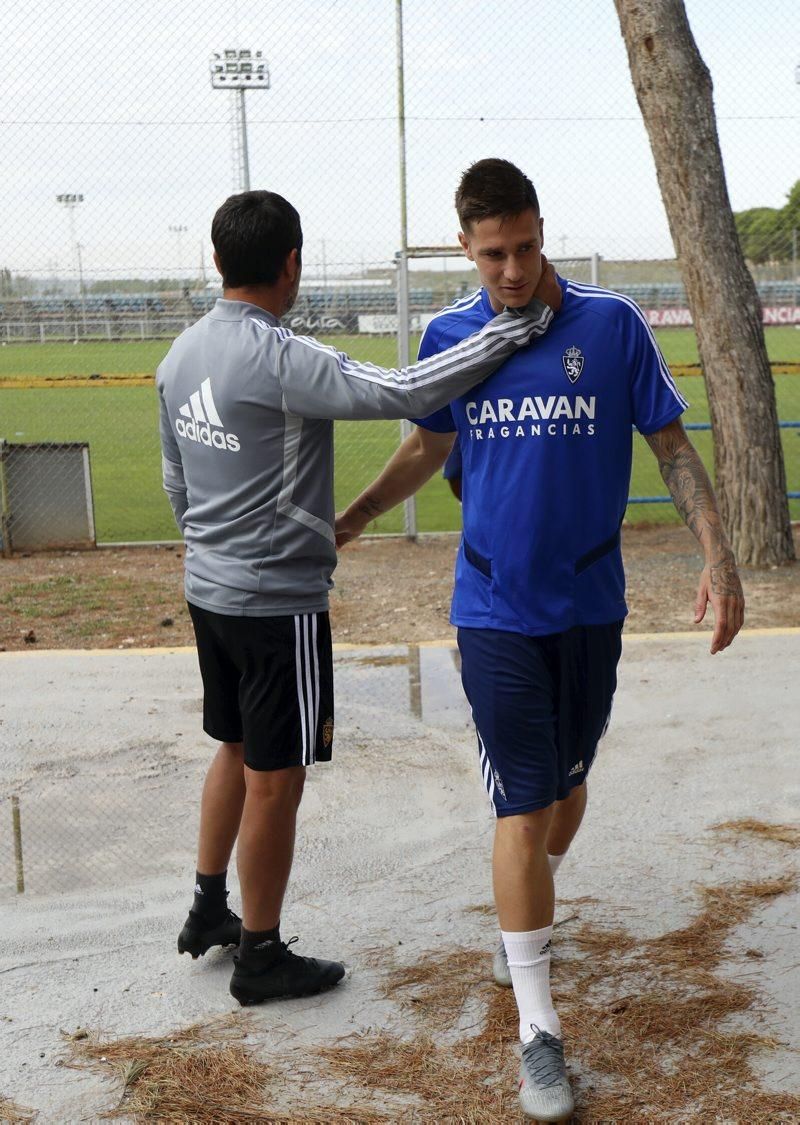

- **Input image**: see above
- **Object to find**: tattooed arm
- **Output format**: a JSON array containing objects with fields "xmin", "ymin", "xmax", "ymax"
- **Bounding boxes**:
[
  {"xmin": 335, "ymin": 427, "xmax": 456, "ymax": 547},
  {"xmin": 644, "ymin": 418, "xmax": 745, "ymax": 653}
]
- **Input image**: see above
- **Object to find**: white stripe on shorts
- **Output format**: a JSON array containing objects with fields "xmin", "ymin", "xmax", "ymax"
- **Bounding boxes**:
[
  {"xmin": 310, "ymin": 614, "xmax": 320, "ymax": 764},
  {"xmin": 302, "ymin": 615, "xmax": 315, "ymax": 765},
  {"xmin": 294, "ymin": 616, "xmax": 309, "ymax": 764},
  {"xmin": 478, "ymin": 732, "xmax": 497, "ymax": 811},
  {"xmin": 295, "ymin": 614, "xmax": 322, "ymax": 766}
]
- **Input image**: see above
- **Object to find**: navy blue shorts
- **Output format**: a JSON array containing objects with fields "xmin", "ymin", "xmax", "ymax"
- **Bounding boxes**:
[{"xmin": 457, "ymin": 622, "xmax": 623, "ymax": 817}]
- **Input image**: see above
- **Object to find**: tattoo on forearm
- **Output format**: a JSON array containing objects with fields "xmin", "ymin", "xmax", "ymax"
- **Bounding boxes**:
[
  {"xmin": 356, "ymin": 495, "xmax": 383, "ymax": 521},
  {"xmin": 646, "ymin": 428, "xmax": 732, "ymax": 568},
  {"xmin": 645, "ymin": 423, "xmax": 744, "ymax": 615}
]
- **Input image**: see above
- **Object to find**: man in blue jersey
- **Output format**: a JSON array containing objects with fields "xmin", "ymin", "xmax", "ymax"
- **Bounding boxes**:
[{"xmin": 336, "ymin": 159, "xmax": 745, "ymax": 1120}]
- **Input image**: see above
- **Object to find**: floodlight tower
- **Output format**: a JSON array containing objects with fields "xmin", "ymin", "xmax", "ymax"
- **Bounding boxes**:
[
  {"xmin": 57, "ymin": 193, "xmax": 86, "ymax": 331},
  {"xmin": 169, "ymin": 224, "xmax": 188, "ymax": 281},
  {"xmin": 210, "ymin": 49, "xmax": 270, "ymax": 191}
]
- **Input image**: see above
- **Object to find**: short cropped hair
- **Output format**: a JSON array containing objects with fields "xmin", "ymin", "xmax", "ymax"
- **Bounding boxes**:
[
  {"xmin": 455, "ymin": 159, "xmax": 539, "ymax": 230},
  {"xmin": 211, "ymin": 190, "xmax": 303, "ymax": 288}
]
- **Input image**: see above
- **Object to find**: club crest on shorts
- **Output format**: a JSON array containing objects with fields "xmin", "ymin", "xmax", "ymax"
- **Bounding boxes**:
[
  {"xmin": 562, "ymin": 345, "xmax": 584, "ymax": 384},
  {"xmin": 322, "ymin": 717, "xmax": 334, "ymax": 747}
]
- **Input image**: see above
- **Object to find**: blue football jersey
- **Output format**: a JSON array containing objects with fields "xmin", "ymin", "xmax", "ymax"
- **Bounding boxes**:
[{"xmin": 412, "ymin": 278, "xmax": 688, "ymax": 635}]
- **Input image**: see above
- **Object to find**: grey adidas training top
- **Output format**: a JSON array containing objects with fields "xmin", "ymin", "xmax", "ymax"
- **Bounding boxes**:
[{"xmin": 156, "ymin": 298, "xmax": 552, "ymax": 616}]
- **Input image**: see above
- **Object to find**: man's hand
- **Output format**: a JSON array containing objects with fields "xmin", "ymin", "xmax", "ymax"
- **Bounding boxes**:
[
  {"xmin": 531, "ymin": 255, "xmax": 562, "ymax": 313},
  {"xmin": 335, "ymin": 428, "xmax": 455, "ymax": 550},
  {"xmin": 334, "ymin": 506, "xmax": 373, "ymax": 549},
  {"xmin": 695, "ymin": 552, "xmax": 745, "ymax": 655}
]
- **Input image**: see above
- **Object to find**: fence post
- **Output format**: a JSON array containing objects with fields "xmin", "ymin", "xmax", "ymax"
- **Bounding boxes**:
[
  {"xmin": 591, "ymin": 253, "xmax": 601, "ymax": 286},
  {"xmin": 395, "ymin": 250, "xmax": 417, "ymax": 540},
  {"xmin": 12, "ymin": 796, "xmax": 24, "ymax": 893}
]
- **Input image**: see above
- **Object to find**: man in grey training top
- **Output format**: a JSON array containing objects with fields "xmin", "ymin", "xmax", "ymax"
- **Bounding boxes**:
[{"xmin": 156, "ymin": 189, "xmax": 561, "ymax": 1006}]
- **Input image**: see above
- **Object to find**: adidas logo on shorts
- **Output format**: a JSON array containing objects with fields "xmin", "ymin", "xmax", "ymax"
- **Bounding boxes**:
[
  {"xmin": 175, "ymin": 377, "xmax": 241, "ymax": 452},
  {"xmin": 568, "ymin": 759, "xmax": 585, "ymax": 777}
]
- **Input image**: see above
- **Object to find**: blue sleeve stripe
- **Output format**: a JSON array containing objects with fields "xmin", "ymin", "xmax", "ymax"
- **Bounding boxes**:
[{"xmin": 565, "ymin": 281, "xmax": 689, "ymax": 410}]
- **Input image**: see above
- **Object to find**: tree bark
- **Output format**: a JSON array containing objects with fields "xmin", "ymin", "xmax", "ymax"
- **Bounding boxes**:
[{"xmin": 614, "ymin": 0, "xmax": 794, "ymax": 566}]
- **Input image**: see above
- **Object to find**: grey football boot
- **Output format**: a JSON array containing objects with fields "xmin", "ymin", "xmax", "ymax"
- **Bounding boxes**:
[
  {"xmin": 492, "ymin": 937, "xmax": 513, "ymax": 987},
  {"xmin": 518, "ymin": 1028, "xmax": 575, "ymax": 1121}
]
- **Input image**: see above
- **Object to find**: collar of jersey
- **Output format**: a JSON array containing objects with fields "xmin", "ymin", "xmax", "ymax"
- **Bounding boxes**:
[{"xmin": 210, "ymin": 298, "xmax": 281, "ymax": 325}]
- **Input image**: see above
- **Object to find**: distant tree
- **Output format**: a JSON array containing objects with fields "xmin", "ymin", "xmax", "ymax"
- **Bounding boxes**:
[
  {"xmin": 734, "ymin": 207, "xmax": 783, "ymax": 263},
  {"xmin": 779, "ymin": 180, "xmax": 800, "ymax": 256},
  {"xmin": 734, "ymin": 180, "xmax": 800, "ymax": 263},
  {"xmin": 614, "ymin": 0, "xmax": 794, "ymax": 566}
]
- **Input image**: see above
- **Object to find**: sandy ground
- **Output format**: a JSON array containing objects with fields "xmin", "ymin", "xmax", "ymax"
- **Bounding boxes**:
[
  {"xmin": 1, "ymin": 631, "xmax": 799, "ymax": 1120},
  {"xmin": 1, "ymin": 525, "xmax": 800, "ymax": 651}
]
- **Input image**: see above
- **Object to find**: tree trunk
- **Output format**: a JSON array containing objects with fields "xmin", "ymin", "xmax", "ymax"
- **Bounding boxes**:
[{"xmin": 614, "ymin": 0, "xmax": 794, "ymax": 566}]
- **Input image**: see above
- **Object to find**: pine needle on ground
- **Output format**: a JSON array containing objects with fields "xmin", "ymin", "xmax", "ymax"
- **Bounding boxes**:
[
  {"xmin": 62, "ymin": 861, "xmax": 800, "ymax": 1122},
  {"xmin": 712, "ymin": 819, "xmax": 800, "ymax": 847},
  {"xmin": 322, "ymin": 870, "xmax": 800, "ymax": 1122},
  {"xmin": 65, "ymin": 1015, "xmax": 267, "ymax": 1124},
  {"xmin": 0, "ymin": 1096, "xmax": 36, "ymax": 1123}
]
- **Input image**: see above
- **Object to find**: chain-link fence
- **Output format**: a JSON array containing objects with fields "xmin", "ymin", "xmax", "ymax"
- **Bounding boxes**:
[
  {"xmin": 1, "ymin": 2, "xmax": 799, "ymax": 895},
  {"xmin": 0, "ymin": 643, "xmax": 467, "ymax": 900},
  {"xmin": 1, "ymin": 0, "xmax": 799, "ymax": 547}
]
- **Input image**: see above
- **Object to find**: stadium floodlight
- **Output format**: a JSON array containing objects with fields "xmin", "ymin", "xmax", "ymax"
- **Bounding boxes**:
[
  {"xmin": 56, "ymin": 193, "xmax": 86, "ymax": 333},
  {"xmin": 210, "ymin": 49, "xmax": 270, "ymax": 192},
  {"xmin": 169, "ymin": 224, "xmax": 188, "ymax": 281}
]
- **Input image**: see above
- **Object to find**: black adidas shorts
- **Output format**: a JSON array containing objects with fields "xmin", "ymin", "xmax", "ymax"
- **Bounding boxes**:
[{"xmin": 187, "ymin": 602, "xmax": 334, "ymax": 771}]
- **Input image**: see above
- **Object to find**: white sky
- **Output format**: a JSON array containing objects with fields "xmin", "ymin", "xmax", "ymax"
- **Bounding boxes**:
[{"xmin": 2, "ymin": 0, "xmax": 799, "ymax": 281}]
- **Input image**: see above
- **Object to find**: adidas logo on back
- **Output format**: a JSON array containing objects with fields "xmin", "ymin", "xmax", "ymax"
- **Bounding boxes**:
[{"xmin": 175, "ymin": 377, "xmax": 240, "ymax": 452}]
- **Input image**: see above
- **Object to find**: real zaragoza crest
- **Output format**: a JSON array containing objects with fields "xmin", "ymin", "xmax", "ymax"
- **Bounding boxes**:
[
  {"xmin": 322, "ymin": 717, "xmax": 334, "ymax": 747},
  {"xmin": 562, "ymin": 345, "xmax": 584, "ymax": 384}
]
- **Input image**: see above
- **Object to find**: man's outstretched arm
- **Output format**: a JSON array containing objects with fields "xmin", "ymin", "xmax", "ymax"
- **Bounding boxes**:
[
  {"xmin": 278, "ymin": 258, "xmax": 562, "ymax": 422},
  {"xmin": 335, "ymin": 427, "xmax": 456, "ymax": 547},
  {"xmin": 644, "ymin": 418, "xmax": 745, "ymax": 653}
]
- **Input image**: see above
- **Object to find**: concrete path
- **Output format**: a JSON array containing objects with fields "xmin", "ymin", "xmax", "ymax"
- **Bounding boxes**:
[{"xmin": 0, "ymin": 631, "xmax": 798, "ymax": 1118}]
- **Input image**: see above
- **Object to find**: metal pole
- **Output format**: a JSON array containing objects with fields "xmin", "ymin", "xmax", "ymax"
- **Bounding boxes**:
[
  {"xmin": 408, "ymin": 644, "xmax": 422, "ymax": 720},
  {"xmin": 239, "ymin": 88, "xmax": 251, "ymax": 191},
  {"xmin": 395, "ymin": 0, "xmax": 417, "ymax": 540},
  {"xmin": 12, "ymin": 796, "xmax": 24, "ymax": 893},
  {"xmin": 76, "ymin": 242, "xmax": 87, "ymax": 334},
  {"xmin": 395, "ymin": 0, "xmax": 408, "ymax": 257},
  {"xmin": 793, "ymin": 228, "xmax": 798, "ymax": 312},
  {"xmin": 0, "ymin": 439, "xmax": 12, "ymax": 558},
  {"xmin": 200, "ymin": 240, "xmax": 209, "ymax": 309},
  {"xmin": 591, "ymin": 252, "xmax": 601, "ymax": 287}
]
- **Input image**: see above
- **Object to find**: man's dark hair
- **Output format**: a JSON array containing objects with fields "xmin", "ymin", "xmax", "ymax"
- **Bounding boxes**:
[
  {"xmin": 211, "ymin": 190, "xmax": 303, "ymax": 288},
  {"xmin": 455, "ymin": 159, "xmax": 539, "ymax": 230}
]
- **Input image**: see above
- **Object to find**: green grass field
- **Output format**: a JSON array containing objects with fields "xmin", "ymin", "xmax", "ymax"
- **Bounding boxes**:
[
  {"xmin": 2, "ymin": 327, "xmax": 800, "ymax": 380},
  {"xmin": 1, "ymin": 330, "xmax": 798, "ymax": 541}
]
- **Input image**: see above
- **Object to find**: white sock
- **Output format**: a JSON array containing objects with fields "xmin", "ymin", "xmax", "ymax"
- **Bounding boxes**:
[
  {"xmin": 548, "ymin": 852, "xmax": 566, "ymax": 876},
  {"xmin": 501, "ymin": 925, "xmax": 560, "ymax": 1043}
]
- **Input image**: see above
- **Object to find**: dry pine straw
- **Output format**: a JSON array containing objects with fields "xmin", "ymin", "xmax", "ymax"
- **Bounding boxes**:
[
  {"xmin": 65, "ymin": 823, "xmax": 800, "ymax": 1123},
  {"xmin": 712, "ymin": 819, "xmax": 800, "ymax": 847},
  {"xmin": 0, "ymin": 1097, "xmax": 36, "ymax": 1124}
]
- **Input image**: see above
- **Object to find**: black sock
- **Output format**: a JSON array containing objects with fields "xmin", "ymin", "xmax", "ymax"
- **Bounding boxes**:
[
  {"xmin": 240, "ymin": 924, "xmax": 281, "ymax": 960},
  {"xmin": 192, "ymin": 870, "xmax": 228, "ymax": 922}
]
